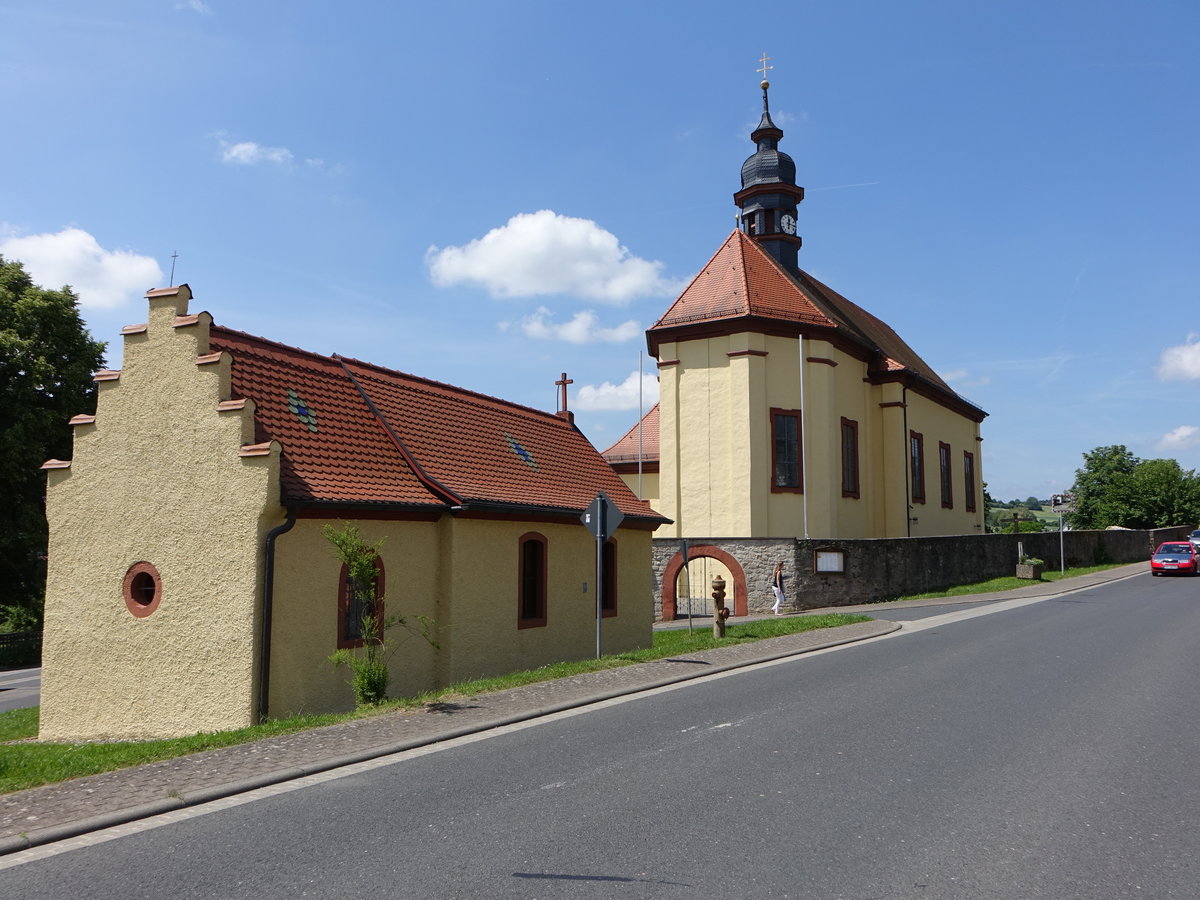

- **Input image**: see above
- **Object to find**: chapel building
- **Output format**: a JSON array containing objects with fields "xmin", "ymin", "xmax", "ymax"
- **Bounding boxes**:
[{"xmin": 39, "ymin": 285, "xmax": 665, "ymax": 740}]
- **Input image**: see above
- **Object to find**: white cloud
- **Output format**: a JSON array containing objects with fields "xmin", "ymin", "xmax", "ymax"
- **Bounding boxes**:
[
  {"xmin": 1157, "ymin": 425, "xmax": 1200, "ymax": 451},
  {"xmin": 939, "ymin": 367, "xmax": 991, "ymax": 390},
  {"xmin": 575, "ymin": 371, "xmax": 660, "ymax": 412},
  {"xmin": 1156, "ymin": 335, "xmax": 1200, "ymax": 381},
  {"xmin": 0, "ymin": 227, "xmax": 163, "ymax": 309},
  {"xmin": 177, "ymin": 0, "xmax": 213, "ymax": 13},
  {"xmin": 517, "ymin": 307, "xmax": 640, "ymax": 344},
  {"xmin": 219, "ymin": 139, "xmax": 294, "ymax": 167},
  {"xmin": 427, "ymin": 210, "xmax": 680, "ymax": 305}
]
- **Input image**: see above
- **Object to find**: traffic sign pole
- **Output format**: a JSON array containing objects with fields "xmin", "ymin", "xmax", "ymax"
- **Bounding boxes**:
[{"xmin": 581, "ymin": 493, "xmax": 624, "ymax": 659}]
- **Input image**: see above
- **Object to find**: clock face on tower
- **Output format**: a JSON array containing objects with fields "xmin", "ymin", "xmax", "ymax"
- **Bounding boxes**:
[{"xmin": 780, "ymin": 214, "xmax": 797, "ymax": 235}]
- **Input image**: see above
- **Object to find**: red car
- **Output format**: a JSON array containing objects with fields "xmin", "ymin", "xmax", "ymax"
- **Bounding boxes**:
[{"xmin": 1150, "ymin": 542, "xmax": 1199, "ymax": 576}]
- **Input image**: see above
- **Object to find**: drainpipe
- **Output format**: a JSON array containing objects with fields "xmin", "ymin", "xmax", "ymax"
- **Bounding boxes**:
[
  {"xmin": 902, "ymin": 384, "xmax": 911, "ymax": 538},
  {"xmin": 798, "ymin": 335, "xmax": 809, "ymax": 540},
  {"xmin": 258, "ymin": 505, "xmax": 298, "ymax": 722}
]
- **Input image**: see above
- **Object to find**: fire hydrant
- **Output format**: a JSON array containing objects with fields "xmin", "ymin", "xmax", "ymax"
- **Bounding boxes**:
[{"xmin": 711, "ymin": 574, "xmax": 730, "ymax": 638}]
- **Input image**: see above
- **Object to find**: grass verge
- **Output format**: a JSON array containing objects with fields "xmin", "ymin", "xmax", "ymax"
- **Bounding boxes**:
[
  {"xmin": 0, "ymin": 613, "xmax": 868, "ymax": 795},
  {"xmin": 890, "ymin": 563, "xmax": 1131, "ymax": 602}
]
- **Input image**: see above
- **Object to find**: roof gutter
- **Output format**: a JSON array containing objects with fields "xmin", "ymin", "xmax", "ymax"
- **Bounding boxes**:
[{"xmin": 258, "ymin": 503, "xmax": 298, "ymax": 723}]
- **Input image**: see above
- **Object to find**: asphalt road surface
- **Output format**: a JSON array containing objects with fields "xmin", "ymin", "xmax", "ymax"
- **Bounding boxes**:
[
  {"xmin": 6, "ymin": 571, "xmax": 1199, "ymax": 898},
  {"xmin": 0, "ymin": 667, "xmax": 39, "ymax": 713}
]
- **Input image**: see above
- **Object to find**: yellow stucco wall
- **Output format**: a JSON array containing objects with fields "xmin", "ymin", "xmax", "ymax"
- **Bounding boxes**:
[
  {"xmin": 267, "ymin": 517, "xmax": 443, "ymax": 716},
  {"xmin": 434, "ymin": 518, "xmax": 653, "ymax": 686},
  {"xmin": 39, "ymin": 287, "xmax": 280, "ymax": 741},
  {"xmin": 613, "ymin": 470, "xmax": 659, "ymax": 511},
  {"xmin": 655, "ymin": 330, "xmax": 984, "ymax": 541},
  {"xmin": 267, "ymin": 516, "xmax": 654, "ymax": 715}
]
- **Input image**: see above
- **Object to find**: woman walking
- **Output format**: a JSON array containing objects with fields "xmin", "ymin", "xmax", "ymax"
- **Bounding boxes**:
[{"xmin": 771, "ymin": 561, "xmax": 786, "ymax": 615}]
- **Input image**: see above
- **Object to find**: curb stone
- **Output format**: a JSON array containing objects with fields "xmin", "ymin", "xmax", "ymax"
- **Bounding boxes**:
[{"xmin": 0, "ymin": 618, "xmax": 897, "ymax": 855}]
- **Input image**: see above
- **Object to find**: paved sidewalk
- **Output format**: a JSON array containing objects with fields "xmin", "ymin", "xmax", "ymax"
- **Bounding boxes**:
[{"xmin": 0, "ymin": 562, "xmax": 1145, "ymax": 855}]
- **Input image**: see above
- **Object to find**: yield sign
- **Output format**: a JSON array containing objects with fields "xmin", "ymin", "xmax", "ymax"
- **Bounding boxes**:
[{"xmin": 581, "ymin": 491, "xmax": 624, "ymax": 542}]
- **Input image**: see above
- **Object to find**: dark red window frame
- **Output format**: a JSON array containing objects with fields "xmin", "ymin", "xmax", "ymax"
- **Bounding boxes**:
[
  {"xmin": 337, "ymin": 557, "xmax": 386, "ymax": 649},
  {"xmin": 910, "ymin": 430, "xmax": 926, "ymax": 504},
  {"xmin": 601, "ymin": 539, "xmax": 617, "ymax": 618},
  {"xmin": 964, "ymin": 451, "xmax": 977, "ymax": 513},
  {"xmin": 771, "ymin": 408, "xmax": 804, "ymax": 493},
  {"xmin": 841, "ymin": 417, "xmax": 860, "ymax": 499},
  {"xmin": 939, "ymin": 441, "xmax": 953, "ymax": 509},
  {"xmin": 518, "ymin": 532, "xmax": 548, "ymax": 629}
]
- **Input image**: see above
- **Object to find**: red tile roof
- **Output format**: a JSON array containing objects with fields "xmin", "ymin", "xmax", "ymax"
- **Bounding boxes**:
[
  {"xmin": 648, "ymin": 230, "xmax": 984, "ymax": 418},
  {"xmin": 601, "ymin": 404, "xmax": 660, "ymax": 464},
  {"xmin": 652, "ymin": 230, "xmax": 833, "ymax": 330},
  {"xmin": 208, "ymin": 326, "xmax": 663, "ymax": 523}
]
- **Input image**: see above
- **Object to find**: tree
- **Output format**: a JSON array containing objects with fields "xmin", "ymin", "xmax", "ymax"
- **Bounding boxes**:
[
  {"xmin": 1067, "ymin": 445, "xmax": 1139, "ymax": 529},
  {"xmin": 0, "ymin": 257, "xmax": 107, "ymax": 623},
  {"xmin": 1068, "ymin": 445, "xmax": 1200, "ymax": 530},
  {"xmin": 1118, "ymin": 458, "xmax": 1200, "ymax": 529}
]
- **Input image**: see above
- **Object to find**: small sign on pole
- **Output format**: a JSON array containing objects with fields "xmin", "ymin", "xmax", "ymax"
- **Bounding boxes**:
[
  {"xmin": 581, "ymin": 492, "xmax": 624, "ymax": 658},
  {"xmin": 1051, "ymin": 492, "xmax": 1076, "ymax": 574}
]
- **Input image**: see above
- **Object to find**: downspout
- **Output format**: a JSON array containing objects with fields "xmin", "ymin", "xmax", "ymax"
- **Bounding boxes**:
[
  {"xmin": 902, "ymin": 383, "xmax": 911, "ymax": 538},
  {"xmin": 798, "ymin": 335, "xmax": 809, "ymax": 539},
  {"xmin": 258, "ymin": 504, "xmax": 298, "ymax": 723}
]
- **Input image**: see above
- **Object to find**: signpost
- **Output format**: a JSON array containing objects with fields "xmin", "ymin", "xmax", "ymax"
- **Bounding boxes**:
[
  {"xmin": 581, "ymin": 492, "xmax": 624, "ymax": 659},
  {"xmin": 1050, "ymin": 492, "xmax": 1076, "ymax": 574}
]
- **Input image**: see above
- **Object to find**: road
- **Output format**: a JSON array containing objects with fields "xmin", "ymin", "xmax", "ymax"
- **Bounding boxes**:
[
  {"xmin": 0, "ymin": 667, "xmax": 39, "ymax": 713},
  {"xmin": 6, "ymin": 571, "xmax": 1200, "ymax": 898}
]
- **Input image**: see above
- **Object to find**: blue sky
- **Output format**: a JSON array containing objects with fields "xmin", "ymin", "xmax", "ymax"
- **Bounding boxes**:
[{"xmin": 3, "ymin": 0, "xmax": 1197, "ymax": 502}]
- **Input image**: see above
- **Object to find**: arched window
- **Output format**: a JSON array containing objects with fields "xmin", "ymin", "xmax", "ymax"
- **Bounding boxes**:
[
  {"xmin": 337, "ymin": 556, "xmax": 385, "ymax": 649},
  {"xmin": 518, "ymin": 532, "xmax": 547, "ymax": 628},
  {"xmin": 601, "ymin": 538, "xmax": 617, "ymax": 617}
]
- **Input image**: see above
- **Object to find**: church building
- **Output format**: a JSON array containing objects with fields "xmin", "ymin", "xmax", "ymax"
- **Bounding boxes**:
[
  {"xmin": 39, "ymin": 285, "xmax": 665, "ymax": 740},
  {"xmin": 604, "ymin": 76, "xmax": 987, "ymax": 611}
]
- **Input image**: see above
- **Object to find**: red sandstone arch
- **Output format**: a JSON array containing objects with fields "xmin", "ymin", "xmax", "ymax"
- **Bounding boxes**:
[{"xmin": 661, "ymin": 545, "xmax": 748, "ymax": 620}]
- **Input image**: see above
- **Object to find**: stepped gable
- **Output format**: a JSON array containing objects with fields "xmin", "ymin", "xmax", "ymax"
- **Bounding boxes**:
[
  {"xmin": 601, "ymin": 403, "xmax": 660, "ymax": 465},
  {"xmin": 208, "ymin": 326, "xmax": 661, "ymax": 520}
]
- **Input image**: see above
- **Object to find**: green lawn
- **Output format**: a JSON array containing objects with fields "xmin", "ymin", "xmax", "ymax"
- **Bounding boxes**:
[
  {"xmin": 0, "ymin": 612, "xmax": 868, "ymax": 795},
  {"xmin": 890, "ymin": 563, "xmax": 1129, "ymax": 602}
]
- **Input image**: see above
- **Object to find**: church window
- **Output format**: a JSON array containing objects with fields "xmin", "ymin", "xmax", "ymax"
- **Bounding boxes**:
[
  {"xmin": 123, "ymin": 561, "xmax": 162, "ymax": 618},
  {"xmin": 771, "ymin": 409, "xmax": 803, "ymax": 492},
  {"xmin": 964, "ymin": 451, "xmax": 977, "ymax": 512},
  {"xmin": 939, "ymin": 442, "xmax": 953, "ymax": 508},
  {"xmin": 338, "ymin": 557, "xmax": 385, "ymax": 649},
  {"xmin": 601, "ymin": 539, "xmax": 617, "ymax": 617},
  {"xmin": 841, "ymin": 418, "xmax": 860, "ymax": 499},
  {"xmin": 518, "ymin": 532, "xmax": 548, "ymax": 628},
  {"xmin": 910, "ymin": 431, "xmax": 926, "ymax": 504}
]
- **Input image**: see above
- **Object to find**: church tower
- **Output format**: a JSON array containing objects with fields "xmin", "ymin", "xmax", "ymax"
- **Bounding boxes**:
[
  {"xmin": 733, "ymin": 73, "xmax": 804, "ymax": 273},
  {"xmin": 606, "ymin": 62, "xmax": 987, "ymax": 553}
]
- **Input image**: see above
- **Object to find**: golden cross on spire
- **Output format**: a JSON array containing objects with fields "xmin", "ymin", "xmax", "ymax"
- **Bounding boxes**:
[{"xmin": 757, "ymin": 52, "xmax": 773, "ymax": 86}]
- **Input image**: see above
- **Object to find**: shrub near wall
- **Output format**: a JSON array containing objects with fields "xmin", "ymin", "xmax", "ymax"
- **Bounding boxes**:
[{"xmin": 651, "ymin": 527, "xmax": 1185, "ymax": 616}]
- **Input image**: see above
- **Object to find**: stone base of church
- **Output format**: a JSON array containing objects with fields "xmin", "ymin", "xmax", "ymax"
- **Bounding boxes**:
[{"xmin": 651, "ymin": 526, "xmax": 1184, "ymax": 620}]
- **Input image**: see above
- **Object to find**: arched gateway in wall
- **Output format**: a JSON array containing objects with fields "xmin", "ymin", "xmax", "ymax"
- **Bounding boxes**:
[{"xmin": 661, "ymin": 544, "xmax": 748, "ymax": 620}]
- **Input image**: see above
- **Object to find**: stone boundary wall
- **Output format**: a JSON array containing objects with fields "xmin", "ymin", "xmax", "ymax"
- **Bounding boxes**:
[{"xmin": 652, "ymin": 526, "xmax": 1188, "ymax": 619}]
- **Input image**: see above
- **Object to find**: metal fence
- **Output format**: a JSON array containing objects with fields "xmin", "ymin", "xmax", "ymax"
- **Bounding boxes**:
[{"xmin": 0, "ymin": 630, "xmax": 41, "ymax": 668}]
